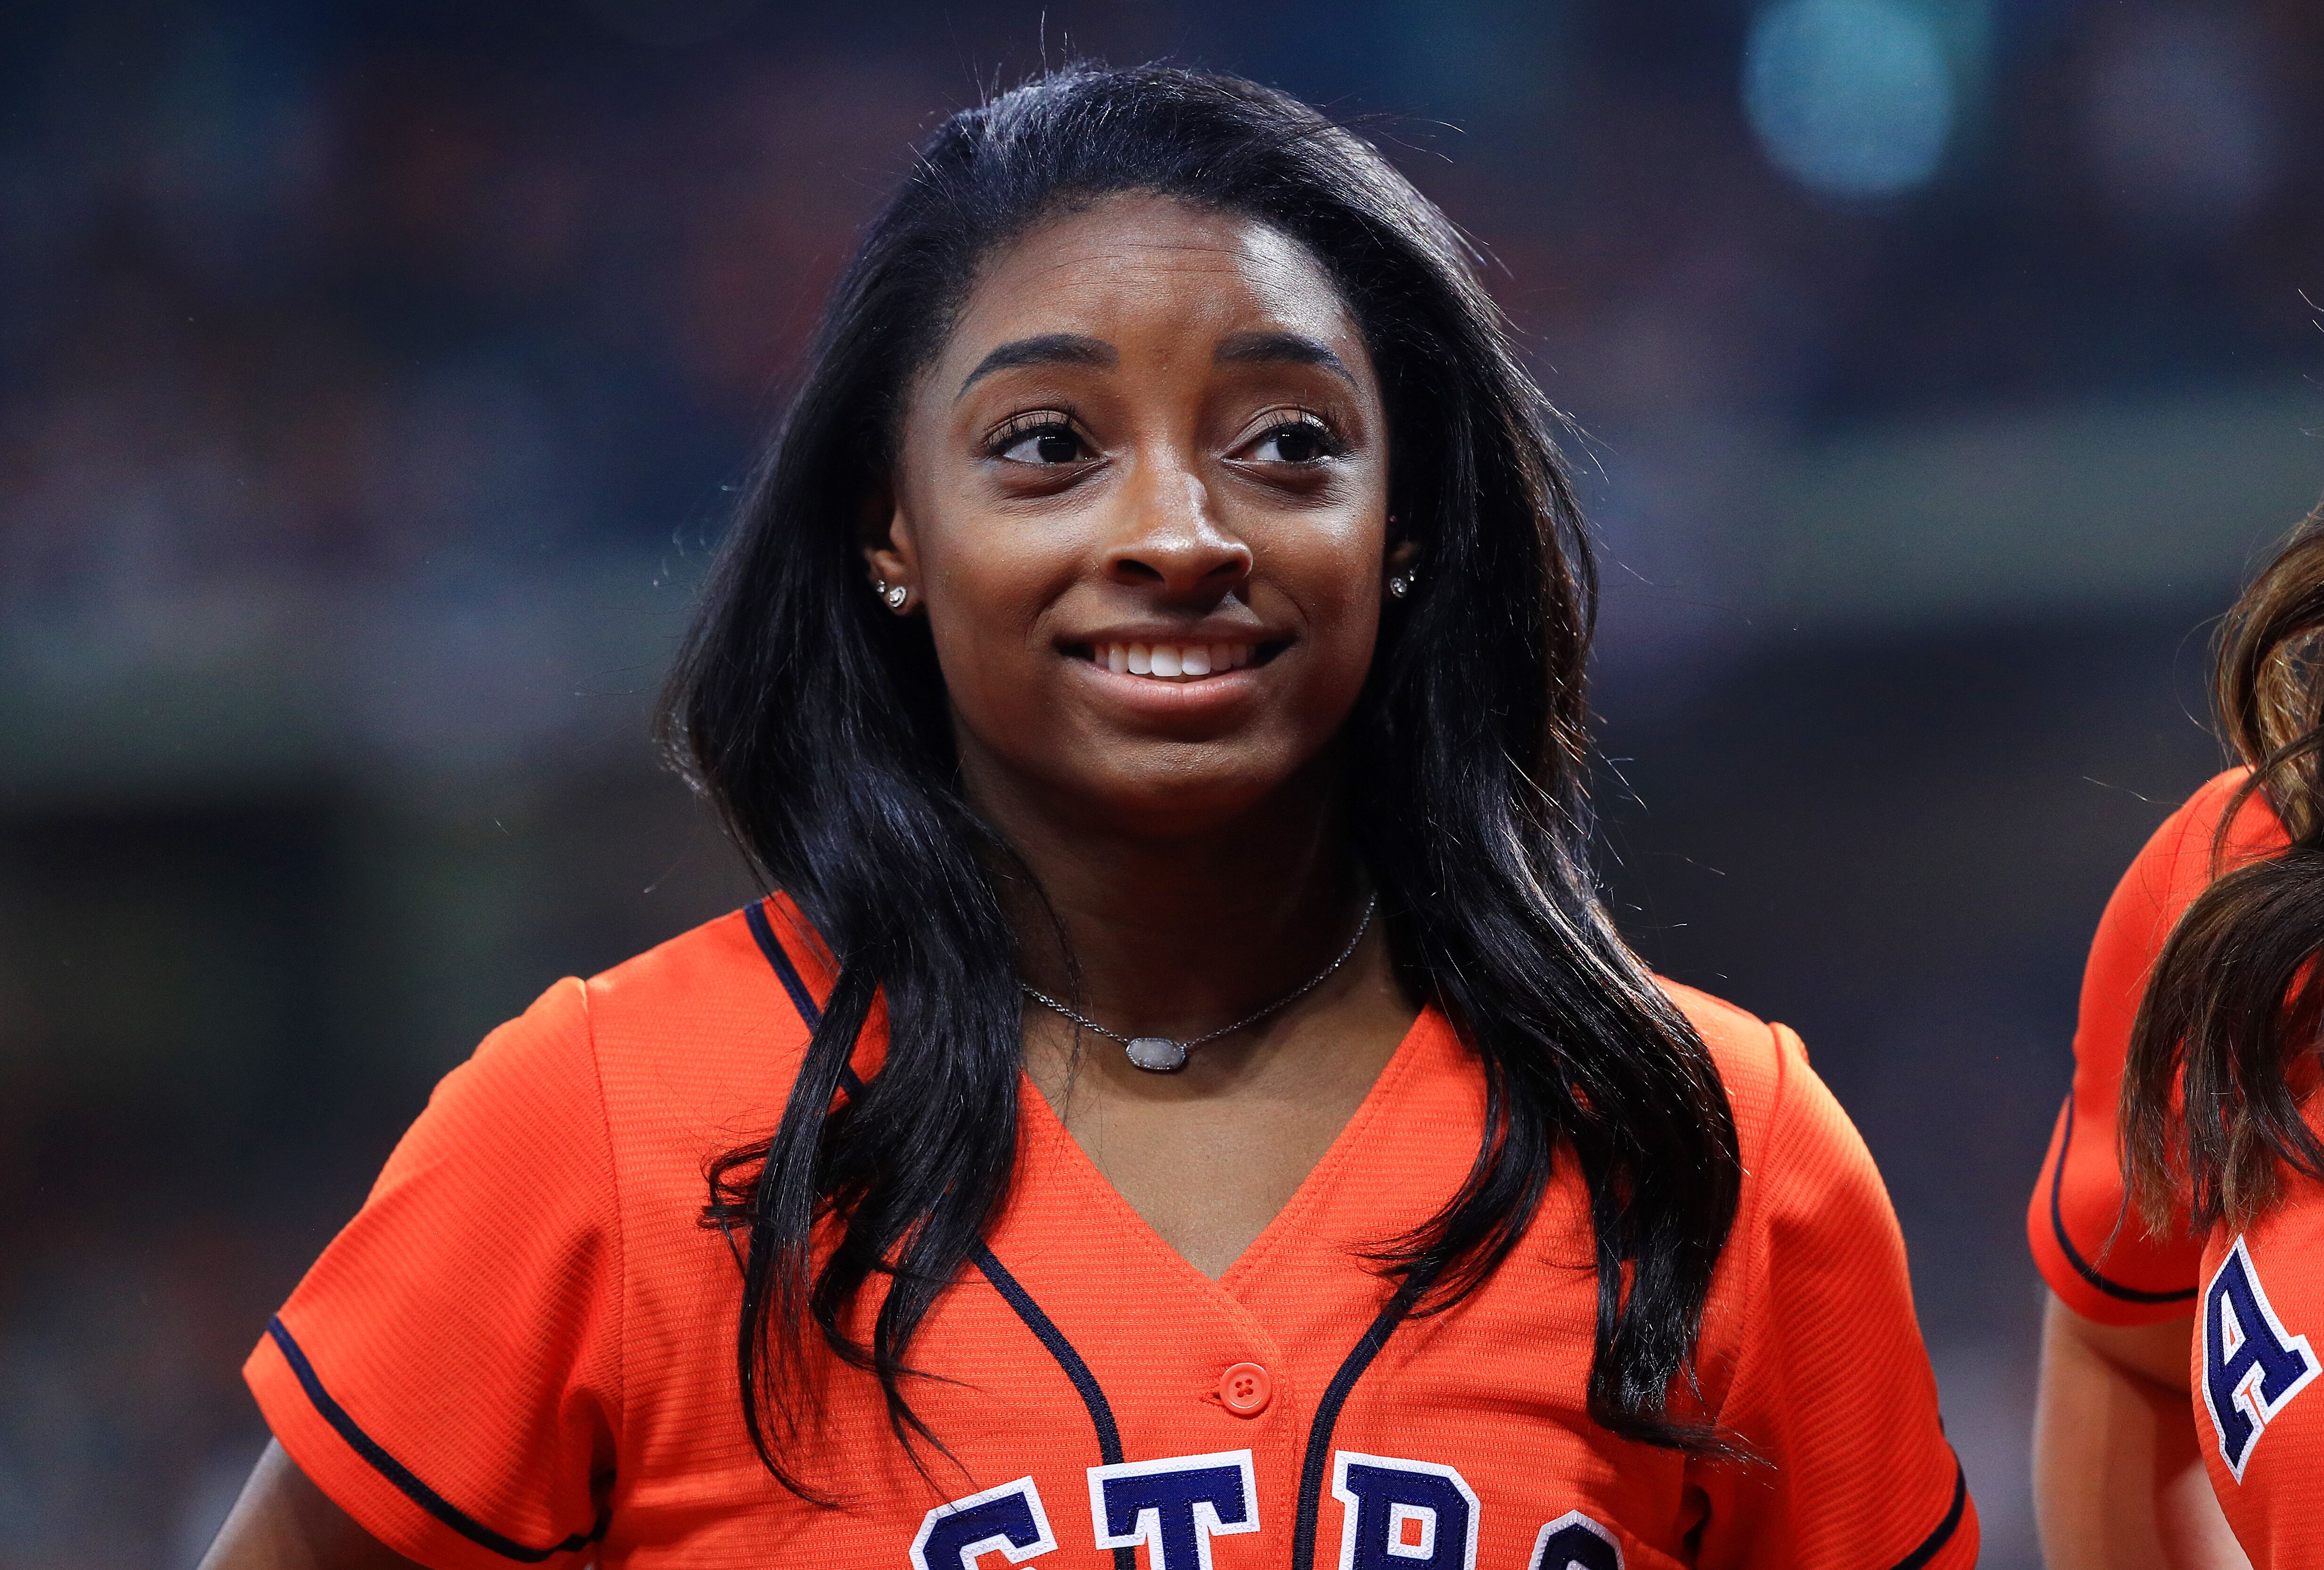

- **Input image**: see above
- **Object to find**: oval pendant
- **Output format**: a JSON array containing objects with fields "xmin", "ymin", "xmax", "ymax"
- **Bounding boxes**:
[{"xmin": 1125, "ymin": 1036, "xmax": 1189, "ymax": 1072}]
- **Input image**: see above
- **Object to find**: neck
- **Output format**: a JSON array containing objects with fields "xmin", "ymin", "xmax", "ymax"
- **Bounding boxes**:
[{"xmin": 970, "ymin": 756, "xmax": 1369, "ymax": 1045}]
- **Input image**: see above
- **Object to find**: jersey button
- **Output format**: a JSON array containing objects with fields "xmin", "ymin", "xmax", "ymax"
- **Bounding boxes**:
[{"xmin": 1217, "ymin": 1362, "xmax": 1272, "ymax": 1416}]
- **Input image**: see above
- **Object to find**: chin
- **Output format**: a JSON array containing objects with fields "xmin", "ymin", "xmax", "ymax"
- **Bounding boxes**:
[{"xmin": 1072, "ymin": 750, "xmax": 1306, "ymax": 838}]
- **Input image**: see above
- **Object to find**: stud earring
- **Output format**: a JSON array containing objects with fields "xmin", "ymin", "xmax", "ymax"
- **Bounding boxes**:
[
  {"xmin": 885, "ymin": 584, "xmax": 909, "ymax": 610},
  {"xmin": 1387, "ymin": 572, "xmax": 1413, "ymax": 600}
]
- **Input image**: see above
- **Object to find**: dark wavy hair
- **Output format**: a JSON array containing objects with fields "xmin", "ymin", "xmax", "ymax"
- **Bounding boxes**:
[
  {"xmin": 2127, "ymin": 513, "xmax": 2324, "ymax": 1232},
  {"xmin": 659, "ymin": 63, "xmax": 1741, "ymax": 1498}
]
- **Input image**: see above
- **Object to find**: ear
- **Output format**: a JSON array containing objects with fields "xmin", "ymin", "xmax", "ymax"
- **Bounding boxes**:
[
  {"xmin": 1384, "ymin": 535, "xmax": 1420, "ymax": 578},
  {"xmin": 860, "ymin": 474, "xmax": 915, "ymax": 600}
]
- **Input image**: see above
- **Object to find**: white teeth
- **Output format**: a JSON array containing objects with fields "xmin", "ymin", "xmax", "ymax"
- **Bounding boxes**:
[{"xmin": 1094, "ymin": 641, "xmax": 1259, "ymax": 680}]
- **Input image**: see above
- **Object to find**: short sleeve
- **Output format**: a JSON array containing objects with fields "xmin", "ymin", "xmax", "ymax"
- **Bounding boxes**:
[
  {"xmin": 245, "ymin": 979, "xmax": 623, "ymax": 1570},
  {"xmin": 2026, "ymin": 771, "xmax": 2278, "ymax": 1326},
  {"xmin": 1691, "ymin": 1024, "xmax": 1975, "ymax": 1570}
]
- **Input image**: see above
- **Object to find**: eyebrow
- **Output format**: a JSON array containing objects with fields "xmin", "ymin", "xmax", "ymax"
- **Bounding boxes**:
[
  {"xmin": 956, "ymin": 334, "xmax": 1118, "ymax": 399},
  {"xmin": 1212, "ymin": 330, "xmax": 1355, "ymax": 385}
]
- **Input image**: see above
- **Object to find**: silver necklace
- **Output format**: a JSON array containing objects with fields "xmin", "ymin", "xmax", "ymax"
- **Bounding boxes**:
[{"xmin": 1022, "ymin": 895, "xmax": 1379, "ymax": 1072}]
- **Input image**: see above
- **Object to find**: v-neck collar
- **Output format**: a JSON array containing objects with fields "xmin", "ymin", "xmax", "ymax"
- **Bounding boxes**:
[{"xmin": 1012, "ymin": 1003, "xmax": 1456, "ymax": 1307}]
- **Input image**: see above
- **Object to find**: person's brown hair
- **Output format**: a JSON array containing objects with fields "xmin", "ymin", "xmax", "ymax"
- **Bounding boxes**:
[{"xmin": 2125, "ymin": 513, "xmax": 2324, "ymax": 1231}]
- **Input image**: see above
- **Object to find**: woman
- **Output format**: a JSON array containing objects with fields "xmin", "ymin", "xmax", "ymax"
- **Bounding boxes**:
[
  {"xmin": 2032, "ymin": 518, "xmax": 2324, "ymax": 1570},
  {"xmin": 202, "ymin": 65, "xmax": 1971, "ymax": 1570}
]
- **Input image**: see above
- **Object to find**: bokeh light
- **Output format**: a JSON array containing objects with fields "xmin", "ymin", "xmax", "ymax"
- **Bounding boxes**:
[{"xmin": 1744, "ymin": 0, "xmax": 1954, "ymax": 198}]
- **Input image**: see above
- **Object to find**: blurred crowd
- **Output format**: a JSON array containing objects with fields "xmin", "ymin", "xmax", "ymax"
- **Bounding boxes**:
[{"xmin": 5, "ymin": 2, "xmax": 2324, "ymax": 1565}]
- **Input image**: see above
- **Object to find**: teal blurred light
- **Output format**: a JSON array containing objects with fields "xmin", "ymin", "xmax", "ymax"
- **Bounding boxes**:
[{"xmin": 1743, "ymin": 0, "xmax": 1953, "ymax": 198}]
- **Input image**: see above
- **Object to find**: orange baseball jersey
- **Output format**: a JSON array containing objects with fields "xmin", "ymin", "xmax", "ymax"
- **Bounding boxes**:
[
  {"xmin": 248, "ymin": 897, "xmax": 1973, "ymax": 1570},
  {"xmin": 2028, "ymin": 767, "xmax": 2324, "ymax": 1565}
]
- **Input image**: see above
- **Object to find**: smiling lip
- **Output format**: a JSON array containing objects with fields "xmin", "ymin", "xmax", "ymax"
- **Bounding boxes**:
[
  {"xmin": 1066, "ymin": 653, "xmax": 1265, "ymax": 715},
  {"xmin": 1062, "ymin": 630, "xmax": 1288, "ymax": 684},
  {"xmin": 1059, "ymin": 629, "xmax": 1288, "ymax": 716}
]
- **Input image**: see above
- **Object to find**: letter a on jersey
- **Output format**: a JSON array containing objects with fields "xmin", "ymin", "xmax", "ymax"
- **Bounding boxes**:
[
  {"xmin": 912, "ymin": 1478, "xmax": 1059, "ymax": 1570},
  {"xmin": 1088, "ymin": 1451, "xmax": 1260, "ymax": 1570},
  {"xmin": 1330, "ymin": 1453, "xmax": 1479, "ymax": 1570},
  {"xmin": 1527, "ymin": 1511, "xmax": 1622, "ymax": 1570},
  {"xmin": 2202, "ymin": 1235, "xmax": 2319, "ymax": 1481}
]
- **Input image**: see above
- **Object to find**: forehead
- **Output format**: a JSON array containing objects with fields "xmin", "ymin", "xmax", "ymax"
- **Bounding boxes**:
[{"xmin": 939, "ymin": 194, "xmax": 1362, "ymax": 367}]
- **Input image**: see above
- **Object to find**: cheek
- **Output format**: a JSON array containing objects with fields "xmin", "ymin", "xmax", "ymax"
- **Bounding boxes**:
[
  {"xmin": 1280, "ymin": 532, "xmax": 1388, "ymax": 704},
  {"xmin": 917, "ymin": 526, "xmax": 1069, "ymax": 726}
]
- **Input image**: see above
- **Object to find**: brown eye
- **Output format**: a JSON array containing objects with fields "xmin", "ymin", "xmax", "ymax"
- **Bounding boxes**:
[
  {"xmin": 996, "ymin": 423, "xmax": 1089, "ymax": 465},
  {"xmin": 1248, "ymin": 417, "xmax": 1338, "ymax": 464}
]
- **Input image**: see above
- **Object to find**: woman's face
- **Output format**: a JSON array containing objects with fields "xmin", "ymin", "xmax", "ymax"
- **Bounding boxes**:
[{"xmin": 875, "ymin": 194, "xmax": 1399, "ymax": 838}]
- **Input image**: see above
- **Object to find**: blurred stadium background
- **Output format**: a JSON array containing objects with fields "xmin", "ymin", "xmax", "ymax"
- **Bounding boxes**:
[{"xmin": 4, "ymin": 1, "xmax": 2321, "ymax": 1563}]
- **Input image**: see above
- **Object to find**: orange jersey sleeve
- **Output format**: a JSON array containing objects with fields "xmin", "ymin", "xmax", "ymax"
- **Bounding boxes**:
[
  {"xmin": 2026, "ymin": 770, "xmax": 2286, "ymax": 1326},
  {"xmin": 1682, "ymin": 1008, "xmax": 1975, "ymax": 1570},
  {"xmin": 244, "ymin": 978, "xmax": 623, "ymax": 1570}
]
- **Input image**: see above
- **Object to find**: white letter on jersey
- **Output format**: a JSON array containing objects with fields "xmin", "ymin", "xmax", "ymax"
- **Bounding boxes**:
[
  {"xmin": 2202, "ymin": 1235, "xmax": 2319, "ymax": 1482},
  {"xmin": 1087, "ymin": 1451, "xmax": 1260, "ymax": 1570},
  {"xmin": 1330, "ymin": 1453, "xmax": 1479, "ymax": 1570},
  {"xmin": 912, "ymin": 1477, "xmax": 1059, "ymax": 1570},
  {"xmin": 1527, "ymin": 1510, "xmax": 1622, "ymax": 1570}
]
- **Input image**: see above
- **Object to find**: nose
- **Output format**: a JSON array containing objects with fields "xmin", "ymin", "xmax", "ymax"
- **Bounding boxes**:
[{"xmin": 1101, "ymin": 460, "xmax": 1251, "ymax": 598}]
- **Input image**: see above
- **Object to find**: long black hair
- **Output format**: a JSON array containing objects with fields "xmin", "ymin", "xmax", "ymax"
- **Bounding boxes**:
[
  {"xmin": 2126, "ymin": 513, "xmax": 2324, "ymax": 1231},
  {"xmin": 661, "ymin": 63, "xmax": 1741, "ymax": 1497}
]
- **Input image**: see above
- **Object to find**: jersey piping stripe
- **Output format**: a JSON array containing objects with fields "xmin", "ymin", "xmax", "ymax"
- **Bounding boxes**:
[
  {"xmin": 744, "ymin": 900, "xmax": 824, "ymax": 1033},
  {"xmin": 2047, "ymin": 1096, "xmax": 2197, "ymax": 1305},
  {"xmin": 746, "ymin": 899, "xmax": 863, "ymax": 1098},
  {"xmin": 968, "ymin": 1247, "xmax": 1128, "ymax": 1468},
  {"xmin": 971, "ymin": 1246, "xmax": 1137, "ymax": 1570},
  {"xmin": 265, "ymin": 1317, "xmax": 607, "ymax": 1562},
  {"xmin": 1288, "ymin": 1269, "xmax": 1436, "ymax": 1570},
  {"xmin": 1884, "ymin": 1452, "xmax": 1968, "ymax": 1570},
  {"xmin": 747, "ymin": 894, "xmax": 1131, "ymax": 1570}
]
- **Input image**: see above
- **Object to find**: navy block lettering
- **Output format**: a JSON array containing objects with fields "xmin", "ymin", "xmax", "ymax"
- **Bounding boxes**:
[
  {"xmin": 1527, "ymin": 1511, "xmax": 1621, "ymax": 1570},
  {"xmin": 912, "ymin": 1477, "xmax": 1059, "ymax": 1570},
  {"xmin": 1088, "ymin": 1451, "xmax": 1260, "ymax": 1570},
  {"xmin": 2202, "ymin": 1235, "xmax": 2318, "ymax": 1482},
  {"xmin": 1330, "ymin": 1452, "xmax": 1478, "ymax": 1570}
]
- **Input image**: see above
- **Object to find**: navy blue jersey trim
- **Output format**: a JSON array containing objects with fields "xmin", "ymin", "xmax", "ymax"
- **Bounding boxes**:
[
  {"xmin": 2048, "ymin": 1096, "xmax": 2197, "ymax": 1305},
  {"xmin": 747, "ymin": 900, "xmax": 1128, "ymax": 1567},
  {"xmin": 1885, "ymin": 1453, "xmax": 1969, "ymax": 1570},
  {"xmin": 747, "ymin": 899, "xmax": 862, "ymax": 1097},
  {"xmin": 746, "ymin": 900, "xmax": 825, "ymax": 1036},
  {"xmin": 970, "ymin": 1247, "xmax": 1126, "ymax": 1464},
  {"xmin": 973, "ymin": 1247, "xmax": 1137, "ymax": 1570},
  {"xmin": 1289, "ymin": 1269, "xmax": 1436, "ymax": 1570},
  {"xmin": 265, "ymin": 1317, "xmax": 603, "ymax": 1562}
]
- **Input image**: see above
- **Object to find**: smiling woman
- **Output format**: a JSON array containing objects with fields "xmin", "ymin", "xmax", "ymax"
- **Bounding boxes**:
[{"xmin": 200, "ymin": 65, "xmax": 1974, "ymax": 1570}]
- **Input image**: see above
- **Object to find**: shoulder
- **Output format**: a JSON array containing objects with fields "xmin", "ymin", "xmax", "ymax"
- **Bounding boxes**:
[
  {"xmin": 2118, "ymin": 767, "xmax": 2282, "ymax": 929},
  {"xmin": 577, "ymin": 895, "xmax": 826, "ymax": 1079},
  {"xmin": 1656, "ymin": 976, "xmax": 1893, "ymax": 1262},
  {"xmin": 397, "ymin": 899, "xmax": 824, "ymax": 1206},
  {"xmin": 1658, "ymin": 979, "xmax": 1961, "ymax": 1541},
  {"xmin": 2186, "ymin": 765, "xmax": 2279, "ymax": 855},
  {"xmin": 1656, "ymin": 977, "xmax": 1797, "ymax": 1155},
  {"xmin": 584, "ymin": 896, "xmax": 824, "ymax": 1036},
  {"xmin": 2078, "ymin": 767, "xmax": 2283, "ymax": 1059},
  {"xmin": 569, "ymin": 896, "xmax": 831, "ymax": 1161},
  {"xmin": 377, "ymin": 899, "xmax": 812, "ymax": 1169}
]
